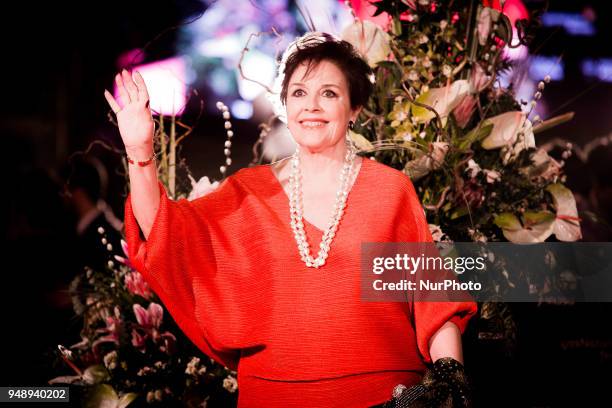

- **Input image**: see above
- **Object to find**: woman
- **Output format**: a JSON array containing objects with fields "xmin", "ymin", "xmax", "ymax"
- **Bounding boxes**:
[{"xmin": 104, "ymin": 32, "xmax": 477, "ymax": 407}]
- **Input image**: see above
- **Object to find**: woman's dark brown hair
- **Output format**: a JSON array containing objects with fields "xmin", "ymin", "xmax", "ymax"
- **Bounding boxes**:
[{"xmin": 280, "ymin": 34, "xmax": 373, "ymax": 110}]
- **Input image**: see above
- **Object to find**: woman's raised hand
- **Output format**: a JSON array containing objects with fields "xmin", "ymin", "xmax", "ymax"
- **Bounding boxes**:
[{"xmin": 104, "ymin": 70, "xmax": 155, "ymax": 154}]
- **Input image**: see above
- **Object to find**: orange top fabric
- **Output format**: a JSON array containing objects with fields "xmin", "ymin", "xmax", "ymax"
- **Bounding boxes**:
[{"xmin": 124, "ymin": 158, "xmax": 478, "ymax": 407}]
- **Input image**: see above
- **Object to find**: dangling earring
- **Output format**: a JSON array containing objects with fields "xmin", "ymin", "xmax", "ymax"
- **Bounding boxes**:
[{"xmin": 346, "ymin": 120, "xmax": 356, "ymax": 152}]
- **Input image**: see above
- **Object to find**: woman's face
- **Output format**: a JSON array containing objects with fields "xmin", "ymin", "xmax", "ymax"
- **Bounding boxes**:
[{"xmin": 285, "ymin": 59, "xmax": 359, "ymax": 153}]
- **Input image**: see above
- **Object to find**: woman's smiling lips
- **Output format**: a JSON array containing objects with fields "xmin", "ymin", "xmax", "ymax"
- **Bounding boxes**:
[{"xmin": 299, "ymin": 119, "xmax": 329, "ymax": 129}]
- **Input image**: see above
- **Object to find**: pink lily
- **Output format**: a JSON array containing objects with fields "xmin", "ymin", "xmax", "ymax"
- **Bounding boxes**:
[
  {"xmin": 132, "ymin": 303, "xmax": 176, "ymax": 353},
  {"xmin": 114, "ymin": 239, "xmax": 134, "ymax": 269},
  {"xmin": 133, "ymin": 303, "xmax": 163, "ymax": 330},
  {"xmin": 125, "ymin": 271, "xmax": 152, "ymax": 299},
  {"xmin": 92, "ymin": 307, "xmax": 122, "ymax": 357}
]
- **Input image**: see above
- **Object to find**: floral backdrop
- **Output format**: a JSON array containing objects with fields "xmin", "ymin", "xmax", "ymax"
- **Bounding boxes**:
[{"xmin": 50, "ymin": 0, "xmax": 583, "ymax": 406}]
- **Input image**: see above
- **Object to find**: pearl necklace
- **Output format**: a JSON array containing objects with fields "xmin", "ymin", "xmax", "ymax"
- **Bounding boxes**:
[{"xmin": 289, "ymin": 141, "xmax": 357, "ymax": 268}]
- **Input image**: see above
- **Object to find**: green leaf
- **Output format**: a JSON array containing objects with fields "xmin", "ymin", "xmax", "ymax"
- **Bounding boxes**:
[
  {"xmin": 522, "ymin": 211, "xmax": 555, "ymax": 226},
  {"xmin": 118, "ymin": 393, "xmax": 138, "ymax": 408},
  {"xmin": 84, "ymin": 384, "xmax": 118, "ymax": 408},
  {"xmin": 450, "ymin": 206, "xmax": 469, "ymax": 220},
  {"xmin": 493, "ymin": 213, "xmax": 522, "ymax": 230},
  {"xmin": 82, "ymin": 365, "xmax": 110, "ymax": 385},
  {"xmin": 455, "ymin": 123, "xmax": 493, "ymax": 151}
]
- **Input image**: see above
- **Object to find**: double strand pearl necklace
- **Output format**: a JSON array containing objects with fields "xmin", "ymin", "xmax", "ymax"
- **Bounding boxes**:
[{"xmin": 289, "ymin": 141, "xmax": 357, "ymax": 268}]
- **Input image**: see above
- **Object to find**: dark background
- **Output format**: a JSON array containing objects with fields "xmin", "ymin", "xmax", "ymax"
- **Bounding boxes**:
[{"xmin": 1, "ymin": 1, "xmax": 611, "ymax": 406}]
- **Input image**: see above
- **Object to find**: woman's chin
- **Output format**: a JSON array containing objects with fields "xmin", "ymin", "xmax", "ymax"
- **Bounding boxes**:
[{"xmin": 294, "ymin": 134, "xmax": 342, "ymax": 153}]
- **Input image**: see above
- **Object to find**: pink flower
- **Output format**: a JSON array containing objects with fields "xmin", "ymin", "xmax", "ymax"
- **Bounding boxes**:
[
  {"xmin": 114, "ymin": 239, "xmax": 134, "ymax": 269},
  {"xmin": 131, "ymin": 329, "xmax": 146, "ymax": 353},
  {"xmin": 484, "ymin": 169, "xmax": 501, "ymax": 183},
  {"xmin": 132, "ymin": 303, "xmax": 176, "ymax": 354},
  {"xmin": 92, "ymin": 307, "xmax": 122, "ymax": 356},
  {"xmin": 453, "ymin": 95, "xmax": 477, "ymax": 128},
  {"xmin": 470, "ymin": 64, "xmax": 490, "ymax": 93},
  {"xmin": 159, "ymin": 332, "xmax": 177, "ymax": 354},
  {"xmin": 125, "ymin": 271, "xmax": 152, "ymax": 299},
  {"xmin": 402, "ymin": 0, "xmax": 417, "ymax": 9},
  {"xmin": 133, "ymin": 303, "xmax": 163, "ymax": 330}
]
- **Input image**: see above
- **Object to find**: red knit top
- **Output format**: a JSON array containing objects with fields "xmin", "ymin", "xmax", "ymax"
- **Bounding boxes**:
[{"xmin": 124, "ymin": 158, "xmax": 478, "ymax": 407}]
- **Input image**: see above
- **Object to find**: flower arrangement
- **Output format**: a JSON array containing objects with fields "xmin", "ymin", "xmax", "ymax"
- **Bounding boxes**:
[
  {"xmin": 340, "ymin": 0, "xmax": 583, "ymax": 338},
  {"xmin": 341, "ymin": 3, "xmax": 581, "ymax": 248},
  {"xmin": 50, "ymin": 114, "xmax": 237, "ymax": 407}
]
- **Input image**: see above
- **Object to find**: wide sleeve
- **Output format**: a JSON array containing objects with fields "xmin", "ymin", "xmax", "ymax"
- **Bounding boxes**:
[
  {"xmin": 123, "ymin": 180, "xmax": 240, "ymax": 370},
  {"xmin": 399, "ymin": 175, "xmax": 479, "ymax": 365}
]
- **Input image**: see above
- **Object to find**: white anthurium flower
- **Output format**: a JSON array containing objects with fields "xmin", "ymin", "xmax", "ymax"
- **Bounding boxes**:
[
  {"xmin": 465, "ymin": 159, "xmax": 481, "ymax": 178},
  {"xmin": 341, "ymin": 20, "xmax": 391, "ymax": 68},
  {"xmin": 188, "ymin": 175, "xmax": 220, "ymax": 201},
  {"xmin": 483, "ymin": 169, "xmax": 501, "ymax": 183},
  {"xmin": 481, "ymin": 111, "xmax": 526, "ymax": 150},
  {"xmin": 494, "ymin": 211, "xmax": 556, "ymax": 243},
  {"xmin": 411, "ymin": 80, "xmax": 470, "ymax": 125},
  {"xmin": 546, "ymin": 183, "xmax": 582, "ymax": 242},
  {"xmin": 404, "ymin": 142, "xmax": 449, "ymax": 181}
]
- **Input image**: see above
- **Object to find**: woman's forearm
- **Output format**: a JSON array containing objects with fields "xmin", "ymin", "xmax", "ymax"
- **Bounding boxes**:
[
  {"xmin": 428, "ymin": 321, "xmax": 464, "ymax": 364},
  {"xmin": 127, "ymin": 144, "xmax": 160, "ymax": 240}
]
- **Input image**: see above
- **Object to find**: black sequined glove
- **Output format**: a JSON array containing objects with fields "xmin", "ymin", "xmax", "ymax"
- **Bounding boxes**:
[{"xmin": 376, "ymin": 357, "xmax": 472, "ymax": 408}]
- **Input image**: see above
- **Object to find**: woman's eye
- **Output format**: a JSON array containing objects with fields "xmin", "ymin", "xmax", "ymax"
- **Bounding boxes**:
[
  {"xmin": 292, "ymin": 89, "xmax": 305, "ymax": 97},
  {"xmin": 323, "ymin": 90, "xmax": 337, "ymax": 97}
]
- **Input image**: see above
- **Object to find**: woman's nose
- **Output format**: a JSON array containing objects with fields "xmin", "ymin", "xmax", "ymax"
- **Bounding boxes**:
[{"xmin": 304, "ymin": 95, "xmax": 321, "ymax": 111}]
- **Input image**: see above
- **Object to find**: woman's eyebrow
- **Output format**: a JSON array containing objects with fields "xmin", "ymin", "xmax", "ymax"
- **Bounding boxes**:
[{"xmin": 289, "ymin": 82, "xmax": 341, "ymax": 88}]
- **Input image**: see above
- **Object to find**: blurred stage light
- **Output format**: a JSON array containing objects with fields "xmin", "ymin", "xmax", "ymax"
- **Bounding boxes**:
[
  {"xmin": 503, "ymin": 41, "xmax": 529, "ymax": 61},
  {"xmin": 236, "ymin": 49, "xmax": 276, "ymax": 101},
  {"xmin": 231, "ymin": 100, "xmax": 253, "ymax": 120},
  {"xmin": 197, "ymin": 35, "xmax": 242, "ymax": 58},
  {"xmin": 209, "ymin": 67, "xmax": 234, "ymax": 95},
  {"xmin": 114, "ymin": 57, "xmax": 187, "ymax": 116},
  {"xmin": 582, "ymin": 59, "xmax": 612, "ymax": 83},
  {"xmin": 529, "ymin": 56, "xmax": 564, "ymax": 81},
  {"xmin": 542, "ymin": 12, "xmax": 595, "ymax": 36}
]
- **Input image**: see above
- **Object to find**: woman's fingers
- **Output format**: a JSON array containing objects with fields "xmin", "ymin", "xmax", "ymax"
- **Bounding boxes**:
[
  {"xmin": 115, "ymin": 72, "xmax": 131, "ymax": 105},
  {"xmin": 132, "ymin": 71, "xmax": 150, "ymax": 104},
  {"xmin": 121, "ymin": 69, "xmax": 139, "ymax": 102},
  {"xmin": 104, "ymin": 89, "xmax": 121, "ymax": 114}
]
